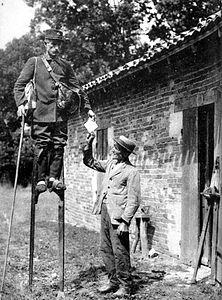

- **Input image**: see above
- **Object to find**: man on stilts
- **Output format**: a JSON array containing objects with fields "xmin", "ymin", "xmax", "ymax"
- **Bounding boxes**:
[{"xmin": 14, "ymin": 29, "xmax": 95, "ymax": 193}]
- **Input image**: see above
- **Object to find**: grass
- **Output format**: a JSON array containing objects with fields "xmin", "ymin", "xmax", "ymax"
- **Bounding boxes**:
[{"xmin": 0, "ymin": 185, "xmax": 222, "ymax": 299}]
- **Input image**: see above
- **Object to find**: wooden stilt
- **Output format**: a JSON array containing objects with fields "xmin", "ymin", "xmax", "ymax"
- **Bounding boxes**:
[
  {"xmin": 210, "ymin": 196, "xmax": 220, "ymax": 284},
  {"xmin": 29, "ymin": 152, "xmax": 39, "ymax": 288},
  {"xmin": 58, "ymin": 189, "xmax": 65, "ymax": 292},
  {"xmin": 0, "ymin": 115, "xmax": 25, "ymax": 299},
  {"xmin": 191, "ymin": 190, "xmax": 220, "ymax": 284},
  {"xmin": 29, "ymin": 154, "xmax": 65, "ymax": 293},
  {"xmin": 191, "ymin": 200, "xmax": 212, "ymax": 284}
]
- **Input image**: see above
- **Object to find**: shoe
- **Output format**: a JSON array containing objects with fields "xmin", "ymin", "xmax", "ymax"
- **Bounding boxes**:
[
  {"xmin": 35, "ymin": 181, "xmax": 47, "ymax": 193},
  {"xmin": 98, "ymin": 283, "xmax": 119, "ymax": 294},
  {"xmin": 113, "ymin": 286, "xmax": 130, "ymax": 297},
  {"xmin": 48, "ymin": 179, "xmax": 66, "ymax": 193}
]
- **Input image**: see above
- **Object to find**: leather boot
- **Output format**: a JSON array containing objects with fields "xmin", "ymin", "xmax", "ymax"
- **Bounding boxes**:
[
  {"xmin": 113, "ymin": 286, "xmax": 130, "ymax": 297},
  {"xmin": 98, "ymin": 282, "xmax": 119, "ymax": 294}
]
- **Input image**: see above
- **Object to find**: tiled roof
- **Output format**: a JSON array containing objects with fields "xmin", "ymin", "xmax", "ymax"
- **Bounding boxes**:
[{"xmin": 83, "ymin": 10, "xmax": 221, "ymax": 92}]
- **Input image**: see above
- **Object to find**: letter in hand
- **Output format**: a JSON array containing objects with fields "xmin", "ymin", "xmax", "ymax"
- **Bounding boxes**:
[{"xmin": 84, "ymin": 116, "xmax": 98, "ymax": 133}]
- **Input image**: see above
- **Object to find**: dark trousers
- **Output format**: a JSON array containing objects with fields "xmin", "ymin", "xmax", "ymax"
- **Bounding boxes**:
[
  {"xmin": 100, "ymin": 203, "xmax": 131, "ymax": 287},
  {"xmin": 32, "ymin": 122, "xmax": 67, "ymax": 181}
]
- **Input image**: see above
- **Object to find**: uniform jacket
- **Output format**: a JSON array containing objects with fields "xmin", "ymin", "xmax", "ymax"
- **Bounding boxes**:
[
  {"xmin": 14, "ymin": 55, "xmax": 91, "ymax": 123},
  {"xmin": 83, "ymin": 144, "xmax": 141, "ymax": 225}
]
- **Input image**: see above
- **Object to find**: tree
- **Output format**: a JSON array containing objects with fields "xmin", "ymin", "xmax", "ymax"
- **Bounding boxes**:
[
  {"xmin": 25, "ymin": 0, "xmax": 150, "ymax": 82},
  {"xmin": 24, "ymin": 0, "xmax": 221, "ymax": 80},
  {"xmin": 148, "ymin": 0, "xmax": 221, "ymax": 42},
  {"xmin": 1, "ymin": 0, "xmax": 221, "ymax": 185},
  {"xmin": 0, "ymin": 34, "xmax": 43, "ymax": 126},
  {"xmin": 0, "ymin": 34, "xmax": 43, "ymax": 186}
]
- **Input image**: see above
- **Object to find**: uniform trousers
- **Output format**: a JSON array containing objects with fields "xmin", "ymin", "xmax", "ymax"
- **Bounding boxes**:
[
  {"xmin": 100, "ymin": 202, "xmax": 132, "ymax": 287},
  {"xmin": 32, "ymin": 122, "xmax": 67, "ymax": 182}
]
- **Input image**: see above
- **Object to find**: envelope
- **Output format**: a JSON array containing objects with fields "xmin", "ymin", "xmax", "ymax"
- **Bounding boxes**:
[{"xmin": 84, "ymin": 118, "xmax": 98, "ymax": 133}]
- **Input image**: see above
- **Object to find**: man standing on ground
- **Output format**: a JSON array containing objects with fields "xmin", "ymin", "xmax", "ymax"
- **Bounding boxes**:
[
  {"xmin": 14, "ymin": 29, "xmax": 95, "ymax": 193},
  {"xmin": 83, "ymin": 133, "xmax": 141, "ymax": 297}
]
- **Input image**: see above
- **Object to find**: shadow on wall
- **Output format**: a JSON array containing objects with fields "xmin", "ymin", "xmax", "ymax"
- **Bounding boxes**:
[{"xmin": 129, "ymin": 147, "xmax": 198, "ymax": 173}]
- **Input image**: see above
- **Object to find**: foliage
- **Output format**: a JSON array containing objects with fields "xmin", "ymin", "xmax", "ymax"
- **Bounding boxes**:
[
  {"xmin": 0, "ymin": 1, "xmax": 151, "ymax": 184},
  {"xmin": 0, "ymin": 127, "xmax": 34, "ymax": 187},
  {"xmin": 148, "ymin": 0, "xmax": 221, "ymax": 42},
  {"xmin": 22, "ymin": 0, "xmax": 222, "ymax": 78},
  {"xmin": 0, "ymin": 34, "xmax": 42, "ymax": 186},
  {"xmin": 0, "ymin": 0, "xmax": 221, "ymax": 184},
  {"xmin": 0, "ymin": 34, "xmax": 43, "ymax": 119},
  {"xmin": 26, "ymin": 0, "xmax": 151, "ymax": 81}
]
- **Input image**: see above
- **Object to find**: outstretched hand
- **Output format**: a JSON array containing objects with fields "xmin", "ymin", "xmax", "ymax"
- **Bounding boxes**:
[{"xmin": 87, "ymin": 132, "xmax": 96, "ymax": 144}]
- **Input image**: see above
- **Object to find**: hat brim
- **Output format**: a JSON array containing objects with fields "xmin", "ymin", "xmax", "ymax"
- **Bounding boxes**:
[
  {"xmin": 39, "ymin": 34, "xmax": 67, "ymax": 42},
  {"xmin": 113, "ymin": 138, "xmax": 136, "ymax": 155},
  {"xmin": 45, "ymin": 38, "xmax": 67, "ymax": 43}
]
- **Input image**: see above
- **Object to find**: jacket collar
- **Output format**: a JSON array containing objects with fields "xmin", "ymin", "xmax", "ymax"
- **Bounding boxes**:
[
  {"xmin": 42, "ymin": 53, "xmax": 60, "ymax": 64},
  {"xmin": 109, "ymin": 160, "xmax": 127, "ymax": 178}
]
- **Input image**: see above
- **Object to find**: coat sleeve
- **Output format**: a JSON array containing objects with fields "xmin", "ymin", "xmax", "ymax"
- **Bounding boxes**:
[
  {"xmin": 83, "ymin": 143, "xmax": 108, "ymax": 172},
  {"xmin": 121, "ymin": 169, "xmax": 141, "ymax": 225},
  {"xmin": 14, "ymin": 57, "xmax": 36, "ymax": 107},
  {"xmin": 67, "ymin": 64, "xmax": 91, "ymax": 112}
]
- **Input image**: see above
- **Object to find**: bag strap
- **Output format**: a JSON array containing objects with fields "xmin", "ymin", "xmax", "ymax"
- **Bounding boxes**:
[
  {"xmin": 30, "ymin": 57, "xmax": 37, "ymax": 136},
  {"xmin": 33, "ymin": 57, "xmax": 37, "ymax": 89},
  {"xmin": 41, "ymin": 56, "xmax": 82, "ymax": 113},
  {"xmin": 41, "ymin": 57, "xmax": 80, "ymax": 94},
  {"xmin": 41, "ymin": 57, "xmax": 60, "ymax": 85}
]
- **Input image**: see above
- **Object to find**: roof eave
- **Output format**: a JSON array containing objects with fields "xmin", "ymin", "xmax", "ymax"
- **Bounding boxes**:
[{"xmin": 84, "ymin": 17, "xmax": 222, "ymax": 94}]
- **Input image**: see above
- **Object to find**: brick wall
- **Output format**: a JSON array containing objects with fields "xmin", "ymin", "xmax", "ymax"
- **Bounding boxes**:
[{"xmin": 65, "ymin": 31, "xmax": 222, "ymax": 257}]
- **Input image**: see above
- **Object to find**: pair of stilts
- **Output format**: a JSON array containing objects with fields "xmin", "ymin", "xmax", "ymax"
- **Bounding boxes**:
[
  {"xmin": 0, "ymin": 115, "xmax": 65, "ymax": 299},
  {"xmin": 191, "ymin": 188, "xmax": 220, "ymax": 284}
]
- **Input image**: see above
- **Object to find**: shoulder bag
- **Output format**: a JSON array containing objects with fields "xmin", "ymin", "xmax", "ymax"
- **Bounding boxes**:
[
  {"xmin": 41, "ymin": 57, "xmax": 80, "ymax": 114},
  {"xmin": 24, "ymin": 57, "xmax": 37, "ymax": 123}
]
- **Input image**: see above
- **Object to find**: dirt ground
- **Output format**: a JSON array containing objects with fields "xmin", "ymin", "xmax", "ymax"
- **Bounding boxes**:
[{"xmin": 0, "ymin": 186, "xmax": 222, "ymax": 300}]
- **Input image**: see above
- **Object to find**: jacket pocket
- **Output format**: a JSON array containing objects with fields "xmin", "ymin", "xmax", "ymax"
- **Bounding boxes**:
[{"xmin": 108, "ymin": 195, "xmax": 126, "ymax": 220}]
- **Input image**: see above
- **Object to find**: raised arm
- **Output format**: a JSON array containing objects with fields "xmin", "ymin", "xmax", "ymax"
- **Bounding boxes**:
[{"xmin": 82, "ymin": 133, "xmax": 108, "ymax": 172}]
